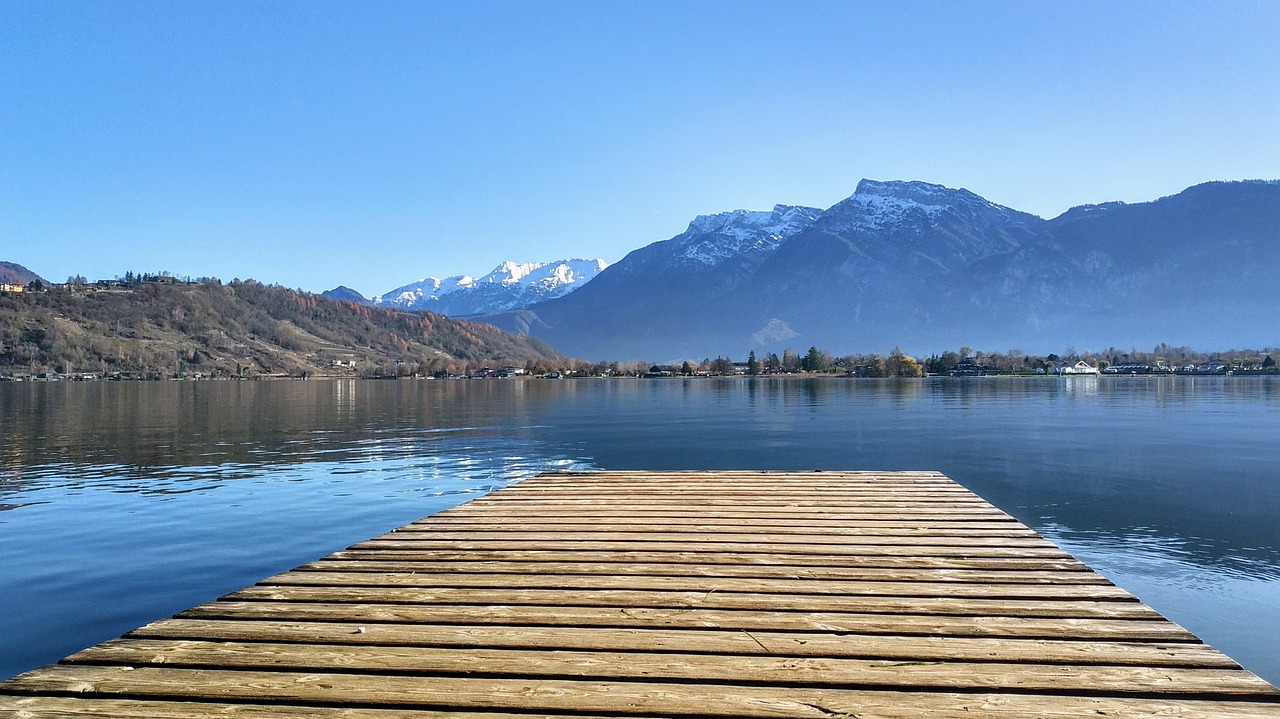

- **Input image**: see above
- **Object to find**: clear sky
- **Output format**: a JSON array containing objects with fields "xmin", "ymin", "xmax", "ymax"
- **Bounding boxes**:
[{"xmin": 3, "ymin": 1, "xmax": 1278, "ymax": 296}]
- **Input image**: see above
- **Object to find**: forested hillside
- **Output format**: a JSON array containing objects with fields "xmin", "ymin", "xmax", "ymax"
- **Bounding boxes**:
[
  {"xmin": 0, "ymin": 261, "xmax": 45, "ymax": 286},
  {"xmin": 0, "ymin": 279, "xmax": 559, "ymax": 378}
]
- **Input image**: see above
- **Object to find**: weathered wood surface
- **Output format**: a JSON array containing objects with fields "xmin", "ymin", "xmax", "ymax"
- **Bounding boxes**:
[{"xmin": 3, "ymin": 470, "xmax": 1278, "ymax": 719}]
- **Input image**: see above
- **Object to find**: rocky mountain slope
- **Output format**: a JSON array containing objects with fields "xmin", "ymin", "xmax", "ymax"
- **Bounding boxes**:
[{"xmin": 477, "ymin": 179, "xmax": 1280, "ymax": 360}]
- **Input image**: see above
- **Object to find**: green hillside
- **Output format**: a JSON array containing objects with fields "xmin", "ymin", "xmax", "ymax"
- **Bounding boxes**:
[{"xmin": 0, "ymin": 278, "xmax": 560, "ymax": 378}]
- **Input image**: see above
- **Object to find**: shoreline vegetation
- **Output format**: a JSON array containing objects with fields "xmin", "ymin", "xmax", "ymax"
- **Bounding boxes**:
[{"xmin": 2, "ymin": 274, "xmax": 1276, "ymax": 382}]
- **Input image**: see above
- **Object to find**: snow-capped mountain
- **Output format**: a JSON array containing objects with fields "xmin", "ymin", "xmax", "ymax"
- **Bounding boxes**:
[
  {"xmin": 371, "ymin": 258, "xmax": 608, "ymax": 316},
  {"xmin": 673, "ymin": 205, "xmax": 822, "ymax": 268},
  {"xmin": 477, "ymin": 179, "xmax": 1280, "ymax": 359},
  {"xmin": 607, "ymin": 204, "xmax": 820, "ymax": 298},
  {"xmin": 832, "ymin": 179, "xmax": 1035, "ymax": 233}
]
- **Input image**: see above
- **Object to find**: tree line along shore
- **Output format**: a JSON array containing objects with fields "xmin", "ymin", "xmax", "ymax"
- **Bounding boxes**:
[{"xmin": 1, "ymin": 276, "xmax": 1275, "ymax": 381}]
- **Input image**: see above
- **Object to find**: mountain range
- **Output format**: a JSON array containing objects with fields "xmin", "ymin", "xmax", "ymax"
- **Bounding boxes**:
[
  {"xmin": 325, "ymin": 259, "xmax": 608, "ymax": 316},
  {"xmin": 465, "ymin": 179, "xmax": 1280, "ymax": 360}
]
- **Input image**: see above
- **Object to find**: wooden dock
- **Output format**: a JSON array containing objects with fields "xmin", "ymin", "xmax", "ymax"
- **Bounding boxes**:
[{"xmin": 3, "ymin": 470, "xmax": 1278, "ymax": 718}]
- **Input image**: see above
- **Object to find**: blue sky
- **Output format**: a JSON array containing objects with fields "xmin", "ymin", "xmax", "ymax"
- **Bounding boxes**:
[{"xmin": 3, "ymin": 1, "xmax": 1278, "ymax": 296}]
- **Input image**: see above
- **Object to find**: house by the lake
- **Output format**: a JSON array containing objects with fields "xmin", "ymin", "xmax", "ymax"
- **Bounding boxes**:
[
  {"xmin": 1192, "ymin": 359, "xmax": 1229, "ymax": 374},
  {"xmin": 949, "ymin": 359, "xmax": 989, "ymax": 377},
  {"xmin": 1054, "ymin": 360, "xmax": 1099, "ymax": 375},
  {"xmin": 1102, "ymin": 361, "xmax": 1175, "ymax": 375}
]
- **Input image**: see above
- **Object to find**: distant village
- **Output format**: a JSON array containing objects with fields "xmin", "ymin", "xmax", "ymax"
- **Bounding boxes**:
[
  {"xmin": 4, "ymin": 349, "xmax": 1274, "ymax": 383},
  {"xmin": 1, "ymin": 271, "xmax": 198, "ymax": 295}
]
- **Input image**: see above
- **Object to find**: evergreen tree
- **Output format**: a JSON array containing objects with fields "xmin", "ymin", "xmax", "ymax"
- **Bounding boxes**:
[
  {"xmin": 803, "ymin": 346, "xmax": 825, "ymax": 372},
  {"xmin": 747, "ymin": 351, "xmax": 759, "ymax": 375}
]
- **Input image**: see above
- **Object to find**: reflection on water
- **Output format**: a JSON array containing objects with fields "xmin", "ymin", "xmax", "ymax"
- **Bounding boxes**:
[
  {"xmin": 1043, "ymin": 522, "xmax": 1280, "ymax": 680},
  {"xmin": 1042, "ymin": 523, "xmax": 1280, "ymax": 585},
  {"xmin": 1, "ymin": 376, "xmax": 1278, "ymax": 685},
  {"xmin": 0, "ymin": 380, "xmax": 592, "ymax": 680}
]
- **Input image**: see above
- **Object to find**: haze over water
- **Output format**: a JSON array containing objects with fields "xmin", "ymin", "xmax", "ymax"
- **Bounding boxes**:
[{"xmin": 1, "ymin": 377, "xmax": 1278, "ymax": 685}]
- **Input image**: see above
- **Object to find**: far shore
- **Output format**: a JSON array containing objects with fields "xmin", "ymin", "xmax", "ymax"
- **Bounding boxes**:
[{"xmin": 4, "ymin": 369, "xmax": 1275, "ymax": 384}]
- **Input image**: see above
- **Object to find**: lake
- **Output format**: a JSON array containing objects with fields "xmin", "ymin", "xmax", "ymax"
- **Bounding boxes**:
[{"xmin": 1, "ymin": 376, "xmax": 1278, "ymax": 685}]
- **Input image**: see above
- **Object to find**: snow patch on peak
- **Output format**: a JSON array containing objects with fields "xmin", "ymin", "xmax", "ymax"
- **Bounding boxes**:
[
  {"xmin": 491, "ymin": 261, "xmax": 543, "ymax": 285},
  {"xmin": 678, "ymin": 204, "xmax": 821, "ymax": 267},
  {"xmin": 855, "ymin": 178, "xmax": 956, "ymax": 199},
  {"xmin": 373, "ymin": 258, "xmax": 609, "ymax": 314},
  {"xmin": 843, "ymin": 179, "xmax": 1027, "ymax": 232}
]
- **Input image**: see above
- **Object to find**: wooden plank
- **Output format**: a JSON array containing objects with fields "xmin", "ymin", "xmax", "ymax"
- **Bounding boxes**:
[
  {"xmin": 495, "ymin": 489, "xmax": 982, "ymax": 498},
  {"xmin": 62, "ymin": 639, "xmax": 1274, "ymax": 696},
  {"xmin": 452, "ymin": 495, "xmax": 1007, "ymax": 506},
  {"xmin": 325, "ymin": 548, "xmax": 1092, "ymax": 570},
  {"xmin": 446, "ymin": 508, "xmax": 1016, "ymax": 520},
  {"xmin": 439, "ymin": 509, "xmax": 1016, "ymax": 520},
  {"xmin": 515, "ymin": 476, "xmax": 958, "ymax": 487},
  {"xmin": 304, "ymin": 558, "xmax": 1108, "ymax": 583},
  {"xmin": 258, "ymin": 570, "xmax": 1134, "ymax": 600},
  {"xmin": 128, "ymin": 618, "xmax": 1236, "ymax": 667},
  {"xmin": 520, "ymin": 471, "xmax": 952, "ymax": 480},
  {"xmin": 474, "ymin": 484, "xmax": 986, "ymax": 494},
  {"xmin": 485, "ymin": 490, "xmax": 985, "ymax": 499},
  {"xmin": 392, "ymin": 524, "xmax": 1044, "ymax": 537},
  {"xmin": 420, "ymin": 517, "xmax": 1027, "ymax": 529},
  {"xmin": 8, "ymin": 666, "xmax": 1280, "ymax": 717},
  {"xmin": 353, "ymin": 539, "xmax": 1076, "ymax": 557},
  {"xmin": 373, "ymin": 527, "xmax": 1054, "ymax": 542},
  {"xmin": 178, "ymin": 601, "xmax": 1198, "ymax": 640},
  {"xmin": 224, "ymin": 585, "xmax": 1161, "ymax": 618},
  {"xmin": 460, "ymin": 491, "xmax": 990, "ymax": 501},
  {"xmin": 0, "ymin": 697, "xmax": 634, "ymax": 719},
  {"xmin": 461, "ymin": 499, "xmax": 1002, "ymax": 508}
]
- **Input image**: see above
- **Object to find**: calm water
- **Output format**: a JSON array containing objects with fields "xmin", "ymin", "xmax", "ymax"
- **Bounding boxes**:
[{"xmin": 1, "ymin": 377, "xmax": 1278, "ymax": 685}]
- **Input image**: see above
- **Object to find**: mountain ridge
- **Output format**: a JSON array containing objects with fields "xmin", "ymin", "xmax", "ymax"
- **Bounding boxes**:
[
  {"xmin": 475, "ymin": 178, "xmax": 1280, "ymax": 359},
  {"xmin": 327, "ymin": 258, "xmax": 609, "ymax": 317}
]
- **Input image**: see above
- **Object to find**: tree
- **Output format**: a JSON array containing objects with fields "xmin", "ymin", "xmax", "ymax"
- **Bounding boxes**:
[
  {"xmin": 887, "ymin": 346, "xmax": 923, "ymax": 377},
  {"xmin": 1264, "ymin": 355, "xmax": 1276, "ymax": 369},
  {"xmin": 862, "ymin": 354, "xmax": 887, "ymax": 377},
  {"xmin": 813, "ymin": 348, "xmax": 834, "ymax": 373},
  {"xmin": 746, "ymin": 351, "xmax": 759, "ymax": 376},
  {"xmin": 766, "ymin": 352, "xmax": 780, "ymax": 374},
  {"xmin": 681, "ymin": 360, "xmax": 693, "ymax": 376},
  {"xmin": 781, "ymin": 348, "xmax": 800, "ymax": 373}
]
